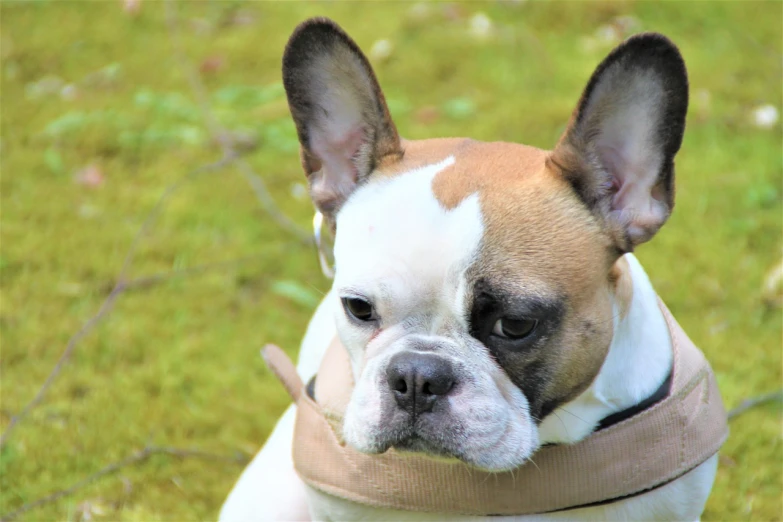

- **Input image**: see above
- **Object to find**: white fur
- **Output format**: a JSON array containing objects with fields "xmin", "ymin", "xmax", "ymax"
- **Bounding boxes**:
[
  {"xmin": 328, "ymin": 157, "xmax": 537, "ymax": 469},
  {"xmin": 219, "ymin": 157, "xmax": 717, "ymax": 520},
  {"xmin": 220, "ymin": 250, "xmax": 717, "ymax": 521},
  {"xmin": 332, "ymin": 155, "xmax": 478, "ymax": 360},
  {"xmin": 219, "ymin": 293, "xmax": 338, "ymax": 522}
]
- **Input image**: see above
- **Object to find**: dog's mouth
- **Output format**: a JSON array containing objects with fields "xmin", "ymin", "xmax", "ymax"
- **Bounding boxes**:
[
  {"xmin": 343, "ymin": 353, "xmax": 540, "ymax": 471},
  {"xmin": 358, "ymin": 414, "xmax": 460, "ymax": 461},
  {"xmin": 391, "ymin": 434, "xmax": 457, "ymax": 460}
]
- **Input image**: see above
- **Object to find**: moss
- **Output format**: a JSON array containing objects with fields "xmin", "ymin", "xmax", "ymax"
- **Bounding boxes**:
[{"xmin": 1, "ymin": 1, "xmax": 780, "ymax": 520}]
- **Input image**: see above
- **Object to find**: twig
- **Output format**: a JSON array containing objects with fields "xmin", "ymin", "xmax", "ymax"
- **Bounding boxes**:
[
  {"xmin": 0, "ymin": 445, "xmax": 248, "ymax": 522},
  {"xmin": 0, "ymin": 154, "xmax": 236, "ymax": 448},
  {"xmin": 164, "ymin": 0, "xmax": 312, "ymax": 244},
  {"xmin": 1, "ymin": 1, "xmax": 312, "ymax": 514},
  {"xmin": 728, "ymin": 390, "xmax": 783, "ymax": 420}
]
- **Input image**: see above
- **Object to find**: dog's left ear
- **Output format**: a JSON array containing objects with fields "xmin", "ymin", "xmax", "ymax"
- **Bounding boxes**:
[
  {"xmin": 550, "ymin": 33, "xmax": 688, "ymax": 252},
  {"xmin": 283, "ymin": 18, "xmax": 402, "ymax": 225}
]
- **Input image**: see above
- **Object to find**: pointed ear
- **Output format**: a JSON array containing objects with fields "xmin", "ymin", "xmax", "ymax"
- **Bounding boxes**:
[
  {"xmin": 550, "ymin": 33, "xmax": 688, "ymax": 252},
  {"xmin": 283, "ymin": 18, "xmax": 402, "ymax": 225}
]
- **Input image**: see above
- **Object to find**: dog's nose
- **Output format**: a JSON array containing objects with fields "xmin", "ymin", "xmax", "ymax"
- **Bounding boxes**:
[{"xmin": 386, "ymin": 352, "xmax": 455, "ymax": 416}]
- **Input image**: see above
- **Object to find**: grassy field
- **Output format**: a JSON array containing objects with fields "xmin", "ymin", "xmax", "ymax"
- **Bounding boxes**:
[{"xmin": 1, "ymin": 1, "xmax": 781, "ymax": 520}]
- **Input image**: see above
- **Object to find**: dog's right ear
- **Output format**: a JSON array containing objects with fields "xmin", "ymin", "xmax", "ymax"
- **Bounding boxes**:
[
  {"xmin": 550, "ymin": 33, "xmax": 688, "ymax": 253},
  {"xmin": 283, "ymin": 18, "xmax": 402, "ymax": 225}
]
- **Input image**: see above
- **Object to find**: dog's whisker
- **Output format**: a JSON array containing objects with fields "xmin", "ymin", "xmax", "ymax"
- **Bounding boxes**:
[
  {"xmin": 551, "ymin": 411, "xmax": 570, "ymax": 440},
  {"xmin": 557, "ymin": 407, "xmax": 590, "ymax": 425},
  {"xmin": 525, "ymin": 456, "xmax": 541, "ymax": 473}
]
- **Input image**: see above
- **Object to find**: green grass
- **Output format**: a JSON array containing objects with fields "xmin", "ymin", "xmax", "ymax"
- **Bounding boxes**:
[{"xmin": 1, "ymin": 1, "xmax": 781, "ymax": 520}]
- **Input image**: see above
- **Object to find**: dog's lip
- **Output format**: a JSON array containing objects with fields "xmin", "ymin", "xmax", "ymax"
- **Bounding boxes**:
[{"xmin": 391, "ymin": 434, "xmax": 455, "ymax": 459}]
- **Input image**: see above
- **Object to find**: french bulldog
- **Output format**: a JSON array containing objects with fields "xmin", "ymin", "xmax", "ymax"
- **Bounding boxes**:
[{"xmin": 221, "ymin": 17, "xmax": 719, "ymax": 521}]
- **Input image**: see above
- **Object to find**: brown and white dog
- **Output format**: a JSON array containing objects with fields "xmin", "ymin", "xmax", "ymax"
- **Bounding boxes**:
[{"xmin": 221, "ymin": 18, "xmax": 718, "ymax": 521}]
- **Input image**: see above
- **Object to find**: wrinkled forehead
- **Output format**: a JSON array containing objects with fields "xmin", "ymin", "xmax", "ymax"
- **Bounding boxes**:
[
  {"xmin": 333, "ymin": 154, "xmax": 484, "ymax": 301},
  {"xmin": 334, "ymin": 138, "xmax": 608, "ymax": 302}
]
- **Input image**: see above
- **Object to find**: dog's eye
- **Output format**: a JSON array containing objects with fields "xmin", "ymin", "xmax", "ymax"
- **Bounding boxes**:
[
  {"xmin": 342, "ymin": 297, "xmax": 376, "ymax": 322},
  {"xmin": 492, "ymin": 318, "xmax": 537, "ymax": 340}
]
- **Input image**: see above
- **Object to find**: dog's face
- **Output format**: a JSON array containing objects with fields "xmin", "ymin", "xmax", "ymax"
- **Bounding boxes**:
[{"xmin": 283, "ymin": 19, "xmax": 687, "ymax": 471}]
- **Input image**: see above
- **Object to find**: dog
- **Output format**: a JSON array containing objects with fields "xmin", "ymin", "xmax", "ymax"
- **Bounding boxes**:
[{"xmin": 220, "ymin": 17, "xmax": 722, "ymax": 521}]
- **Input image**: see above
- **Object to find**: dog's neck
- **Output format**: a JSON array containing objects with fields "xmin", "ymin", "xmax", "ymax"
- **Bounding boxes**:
[{"xmin": 538, "ymin": 254, "xmax": 673, "ymax": 444}]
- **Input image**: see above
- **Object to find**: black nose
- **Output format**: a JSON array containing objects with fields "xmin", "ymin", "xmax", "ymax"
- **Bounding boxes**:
[{"xmin": 386, "ymin": 352, "xmax": 456, "ymax": 416}]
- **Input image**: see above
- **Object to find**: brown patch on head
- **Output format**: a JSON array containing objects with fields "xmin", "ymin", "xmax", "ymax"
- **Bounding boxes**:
[{"xmin": 403, "ymin": 139, "xmax": 620, "ymax": 419}]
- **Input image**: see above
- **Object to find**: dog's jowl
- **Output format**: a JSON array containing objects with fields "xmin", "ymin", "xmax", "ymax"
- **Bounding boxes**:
[{"xmin": 220, "ymin": 17, "xmax": 728, "ymax": 522}]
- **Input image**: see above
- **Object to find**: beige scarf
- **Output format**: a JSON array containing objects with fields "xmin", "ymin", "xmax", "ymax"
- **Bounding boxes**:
[{"xmin": 263, "ymin": 299, "xmax": 728, "ymax": 515}]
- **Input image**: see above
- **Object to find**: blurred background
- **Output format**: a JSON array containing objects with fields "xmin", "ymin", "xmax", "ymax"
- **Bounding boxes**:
[{"xmin": 1, "ymin": 1, "xmax": 781, "ymax": 520}]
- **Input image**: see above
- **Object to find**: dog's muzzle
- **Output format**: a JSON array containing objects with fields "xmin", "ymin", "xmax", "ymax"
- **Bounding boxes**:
[{"xmin": 386, "ymin": 352, "xmax": 456, "ymax": 417}]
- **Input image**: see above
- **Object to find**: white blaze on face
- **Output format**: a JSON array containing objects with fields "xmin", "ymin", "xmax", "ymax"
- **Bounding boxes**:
[
  {"xmin": 333, "ymin": 156, "xmax": 540, "ymax": 468},
  {"xmin": 334, "ymin": 155, "xmax": 484, "ymax": 343}
]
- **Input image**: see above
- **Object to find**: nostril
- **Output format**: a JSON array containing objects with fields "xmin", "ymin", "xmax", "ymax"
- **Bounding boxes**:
[
  {"xmin": 386, "ymin": 352, "xmax": 456, "ymax": 414},
  {"xmin": 424, "ymin": 378, "xmax": 454, "ymax": 396}
]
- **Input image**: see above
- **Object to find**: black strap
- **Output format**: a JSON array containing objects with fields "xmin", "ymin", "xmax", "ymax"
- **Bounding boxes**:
[
  {"xmin": 595, "ymin": 369, "xmax": 673, "ymax": 431},
  {"xmin": 306, "ymin": 374, "xmax": 317, "ymax": 400}
]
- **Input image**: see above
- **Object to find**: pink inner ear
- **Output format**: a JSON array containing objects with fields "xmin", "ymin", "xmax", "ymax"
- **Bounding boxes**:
[
  {"xmin": 598, "ymin": 143, "xmax": 669, "ymax": 244},
  {"xmin": 598, "ymin": 144, "xmax": 625, "ymax": 194},
  {"xmin": 310, "ymin": 124, "xmax": 366, "ymax": 183}
]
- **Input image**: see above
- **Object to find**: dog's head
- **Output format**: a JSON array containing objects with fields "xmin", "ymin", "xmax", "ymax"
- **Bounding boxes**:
[{"xmin": 283, "ymin": 18, "xmax": 687, "ymax": 471}]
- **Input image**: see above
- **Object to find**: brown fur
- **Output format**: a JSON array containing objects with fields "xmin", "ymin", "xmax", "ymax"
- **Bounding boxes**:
[{"xmin": 375, "ymin": 138, "xmax": 621, "ymax": 417}]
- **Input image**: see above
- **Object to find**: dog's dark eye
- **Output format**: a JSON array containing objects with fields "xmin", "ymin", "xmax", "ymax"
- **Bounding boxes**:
[
  {"xmin": 492, "ymin": 318, "xmax": 537, "ymax": 340},
  {"xmin": 342, "ymin": 297, "xmax": 376, "ymax": 322}
]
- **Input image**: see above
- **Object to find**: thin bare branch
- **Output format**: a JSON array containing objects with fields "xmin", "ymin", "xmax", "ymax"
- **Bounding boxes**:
[
  {"xmin": 0, "ymin": 154, "xmax": 236, "ymax": 448},
  {"xmin": 728, "ymin": 390, "xmax": 783, "ymax": 420},
  {"xmin": 0, "ymin": 446, "xmax": 248, "ymax": 522},
  {"xmin": 164, "ymin": 0, "xmax": 312, "ymax": 244},
  {"xmin": 1, "ymin": 3, "xmax": 313, "ymax": 516}
]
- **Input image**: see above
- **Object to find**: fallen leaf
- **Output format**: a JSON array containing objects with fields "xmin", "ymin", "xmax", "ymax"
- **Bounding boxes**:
[
  {"xmin": 612, "ymin": 15, "xmax": 641, "ymax": 36},
  {"xmin": 595, "ymin": 24, "xmax": 621, "ymax": 45},
  {"xmin": 60, "ymin": 84, "xmax": 78, "ymax": 101},
  {"xmin": 694, "ymin": 88, "xmax": 711, "ymax": 121},
  {"xmin": 200, "ymin": 56, "xmax": 225, "ymax": 75},
  {"xmin": 469, "ymin": 12, "xmax": 494, "ymax": 40},
  {"xmin": 751, "ymin": 104, "xmax": 779, "ymax": 129},
  {"xmin": 76, "ymin": 500, "xmax": 107, "ymax": 521},
  {"xmin": 719, "ymin": 454, "xmax": 737, "ymax": 468},
  {"xmin": 25, "ymin": 75, "xmax": 64, "ymax": 100},
  {"xmin": 762, "ymin": 257, "xmax": 783, "ymax": 308},
  {"xmin": 407, "ymin": 3, "xmax": 432, "ymax": 22},
  {"xmin": 122, "ymin": 0, "xmax": 141, "ymax": 15},
  {"xmin": 442, "ymin": 3, "xmax": 465, "ymax": 21},
  {"xmin": 414, "ymin": 105, "xmax": 440, "ymax": 124},
  {"xmin": 224, "ymin": 8, "xmax": 255, "ymax": 27},
  {"xmin": 370, "ymin": 39, "xmax": 394, "ymax": 63},
  {"xmin": 74, "ymin": 165, "xmax": 104, "ymax": 188}
]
